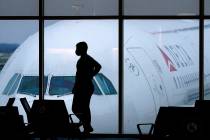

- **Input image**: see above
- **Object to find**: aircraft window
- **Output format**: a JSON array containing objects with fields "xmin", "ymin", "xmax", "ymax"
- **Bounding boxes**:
[
  {"xmin": 95, "ymin": 73, "xmax": 117, "ymax": 95},
  {"xmin": 3, "ymin": 73, "xmax": 21, "ymax": 95},
  {"xmin": 92, "ymin": 79, "xmax": 102, "ymax": 95},
  {"xmin": 17, "ymin": 76, "xmax": 48, "ymax": 96},
  {"xmin": 49, "ymin": 76, "xmax": 75, "ymax": 96},
  {"xmin": 49, "ymin": 76, "xmax": 103, "ymax": 96}
]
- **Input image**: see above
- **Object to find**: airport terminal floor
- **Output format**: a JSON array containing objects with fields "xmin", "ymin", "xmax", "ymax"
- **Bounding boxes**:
[{"xmin": 32, "ymin": 136, "xmax": 140, "ymax": 140}]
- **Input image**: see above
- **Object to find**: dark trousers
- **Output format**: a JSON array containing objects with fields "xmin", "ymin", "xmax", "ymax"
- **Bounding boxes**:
[{"xmin": 72, "ymin": 90, "xmax": 93, "ymax": 130}]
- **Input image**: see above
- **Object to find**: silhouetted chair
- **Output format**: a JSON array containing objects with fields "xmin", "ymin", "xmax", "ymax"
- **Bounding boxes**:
[
  {"xmin": 137, "ymin": 123, "xmax": 154, "ymax": 136},
  {"xmin": 195, "ymin": 100, "xmax": 210, "ymax": 109},
  {"xmin": 195, "ymin": 100, "xmax": 210, "ymax": 136},
  {"xmin": 69, "ymin": 113, "xmax": 83, "ymax": 124},
  {"xmin": 137, "ymin": 107, "xmax": 204, "ymax": 139},
  {"xmin": 6, "ymin": 97, "xmax": 15, "ymax": 107},
  {"xmin": 0, "ymin": 105, "xmax": 26, "ymax": 139},
  {"xmin": 29, "ymin": 100, "xmax": 81, "ymax": 137},
  {"xmin": 20, "ymin": 97, "xmax": 31, "ymax": 123}
]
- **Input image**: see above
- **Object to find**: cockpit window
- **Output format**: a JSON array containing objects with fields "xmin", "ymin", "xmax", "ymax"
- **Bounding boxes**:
[
  {"xmin": 17, "ymin": 76, "xmax": 47, "ymax": 96},
  {"xmin": 3, "ymin": 73, "xmax": 21, "ymax": 95},
  {"xmin": 49, "ymin": 76, "xmax": 103, "ymax": 96},
  {"xmin": 92, "ymin": 79, "xmax": 102, "ymax": 95},
  {"xmin": 49, "ymin": 76, "xmax": 75, "ymax": 96},
  {"xmin": 95, "ymin": 73, "xmax": 117, "ymax": 95}
]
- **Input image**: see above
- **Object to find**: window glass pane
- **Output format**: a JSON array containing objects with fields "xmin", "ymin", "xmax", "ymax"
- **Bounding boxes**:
[
  {"xmin": 44, "ymin": 20, "xmax": 118, "ymax": 133},
  {"xmin": 124, "ymin": 0, "xmax": 199, "ymax": 16},
  {"xmin": 44, "ymin": 0, "xmax": 118, "ymax": 16},
  {"xmin": 204, "ymin": 20, "xmax": 210, "ymax": 99},
  {"xmin": 205, "ymin": 0, "xmax": 210, "ymax": 15},
  {"xmin": 0, "ymin": 20, "xmax": 38, "ymax": 124},
  {"xmin": 0, "ymin": 0, "xmax": 38, "ymax": 16},
  {"xmin": 124, "ymin": 20, "xmax": 199, "ymax": 133}
]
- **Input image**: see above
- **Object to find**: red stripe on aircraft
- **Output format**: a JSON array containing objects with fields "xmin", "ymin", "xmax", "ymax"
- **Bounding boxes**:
[{"xmin": 158, "ymin": 47, "xmax": 177, "ymax": 72}]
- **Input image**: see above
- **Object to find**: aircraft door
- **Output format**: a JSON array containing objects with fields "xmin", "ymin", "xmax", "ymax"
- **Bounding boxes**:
[{"xmin": 127, "ymin": 47, "xmax": 169, "ymax": 113}]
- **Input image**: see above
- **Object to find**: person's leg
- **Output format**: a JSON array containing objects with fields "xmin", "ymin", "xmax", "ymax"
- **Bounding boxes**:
[
  {"xmin": 72, "ymin": 88, "xmax": 93, "ymax": 133},
  {"xmin": 72, "ymin": 93, "xmax": 83, "ymax": 122},
  {"xmin": 82, "ymin": 92, "xmax": 93, "ymax": 133}
]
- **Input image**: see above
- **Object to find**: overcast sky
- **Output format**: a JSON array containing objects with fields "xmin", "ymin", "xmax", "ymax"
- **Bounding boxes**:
[{"xmin": 0, "ymin": 21, "xmax": 38, "ymax": 44}]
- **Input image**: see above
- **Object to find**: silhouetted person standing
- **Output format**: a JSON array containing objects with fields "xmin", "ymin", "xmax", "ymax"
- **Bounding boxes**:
[{"xmin": 72, "ymin": 41, "xmax": 101, "ymax": 133}]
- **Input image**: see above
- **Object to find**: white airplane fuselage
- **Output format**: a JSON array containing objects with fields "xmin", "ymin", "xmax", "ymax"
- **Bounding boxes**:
[{"xmin": 0, "ymin": 20, "xmax": 209, "ymax": 134}]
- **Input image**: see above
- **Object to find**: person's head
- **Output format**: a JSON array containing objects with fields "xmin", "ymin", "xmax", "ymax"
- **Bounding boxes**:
[{"xmin": 75, "ymin": 41, "xmax": 88, "ymax": 56}]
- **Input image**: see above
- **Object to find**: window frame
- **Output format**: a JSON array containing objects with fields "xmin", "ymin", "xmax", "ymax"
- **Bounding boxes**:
[{"xmin": 0, "ymin": 0, "xmax": 207, "ymax": 135}]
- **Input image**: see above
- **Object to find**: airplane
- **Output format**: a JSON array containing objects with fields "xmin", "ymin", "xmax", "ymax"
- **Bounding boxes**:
[
  {"xmin": 124, "ymin": 20, "xmax": 210, "ymax": 133},
  {"xmin": 0, "ymin": 20, "xmax": 209, "ymax": 134}
]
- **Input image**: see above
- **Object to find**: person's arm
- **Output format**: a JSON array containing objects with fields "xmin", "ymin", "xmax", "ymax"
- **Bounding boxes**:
[
  {"xmin": 91, "ymin": 57, "xmax": 101, "ymax": 76},
  {"xmin": 93, "ymin": 60, "xmax": 101, "ymax": 76}
]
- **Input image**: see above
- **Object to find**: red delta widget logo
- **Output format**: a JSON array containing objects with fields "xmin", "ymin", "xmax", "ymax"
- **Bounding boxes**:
[{"xmin": 158, "ymin": 47, "xmax": 177, "ymax": 72}]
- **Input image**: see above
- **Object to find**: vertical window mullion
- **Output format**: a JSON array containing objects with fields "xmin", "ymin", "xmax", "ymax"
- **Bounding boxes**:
[
  {"xmin": 199, "ymin": 0, "xmax": 204, "ymax": 100},
  {"xmin": 39, "ymin": 0, "xmax": 44, "ymax": 100},
  {"xmin": 119, "ymin": 0, "xmax": 123, "ymax": 134}
]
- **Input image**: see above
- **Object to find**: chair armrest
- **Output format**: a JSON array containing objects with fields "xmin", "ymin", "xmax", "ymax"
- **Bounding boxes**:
[
  {"xmin": 69, "ymin": 113, "xmax": 83, "ymax": 122},
  {"xmin": 24, "ymin": 123, "xmax": 29, "ymax": 126},
  {"xmin": 137, "ymin": 123, "xmax": 154, "ymax": 135},
  {"xmin": 24, "ymin": 122, "xmax": 32, "ymax": 127},
  {"xmin": 69, "ymin": 114, "xmax": 75, "ymax": 123}
]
